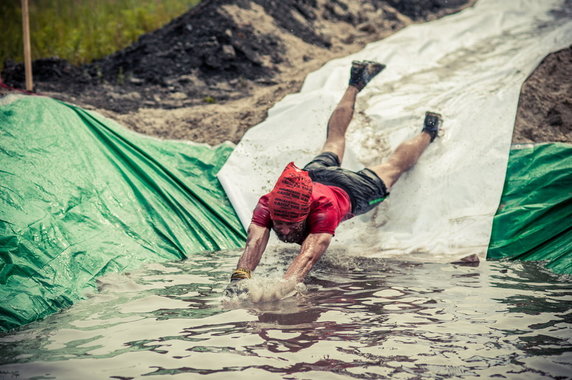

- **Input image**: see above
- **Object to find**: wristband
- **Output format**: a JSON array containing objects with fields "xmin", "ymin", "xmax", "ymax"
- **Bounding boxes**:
[{"xmin": 230, "ymin": 268, "xmax": 252, "ymax": 282}]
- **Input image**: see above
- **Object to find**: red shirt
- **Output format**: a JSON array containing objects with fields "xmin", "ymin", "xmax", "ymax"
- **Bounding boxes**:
[{"xmin": 251, "ymin": 182, "xmax": 352, "ymax": 237}]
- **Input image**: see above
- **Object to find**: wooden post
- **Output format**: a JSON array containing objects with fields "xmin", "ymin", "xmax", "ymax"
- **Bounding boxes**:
[{"xmin": 22, "ymin": 0, "xmax": 33, "ymax": 91}]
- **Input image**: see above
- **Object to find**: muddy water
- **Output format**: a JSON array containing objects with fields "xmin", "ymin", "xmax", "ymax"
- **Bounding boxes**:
[{"xmin": 0, "ymin": 250, "xmax": 570, "ymax": 379}]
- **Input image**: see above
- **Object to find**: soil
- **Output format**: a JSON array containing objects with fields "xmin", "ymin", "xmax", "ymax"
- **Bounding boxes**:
[
  {"xmin": 1, "ymin": 0, "xmax": 570, "ymax": 145},
  {"xmin": 513, "ymin": 46, "xmax": 572, "ymax": 144}
]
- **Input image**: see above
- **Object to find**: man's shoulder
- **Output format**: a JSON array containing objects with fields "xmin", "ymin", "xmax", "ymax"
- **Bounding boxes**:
[
  {"xmin": 257, "ymin": 193, "xmax": 270, "ymax": 204},
  {"xmin": 310, "ymin": 183, "xmax": 337, "ymax": 208},
  {"xmin": 251, "ymin": 193, "xmax": 272, "ymax": 228},
  {"xmin": 307, "ymin": 191, "xmax": 339, "ymax": 234}
]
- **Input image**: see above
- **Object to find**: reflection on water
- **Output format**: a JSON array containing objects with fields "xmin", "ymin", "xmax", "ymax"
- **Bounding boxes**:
[{"xmin": 0, "ymin": 250, "xmax": 571, "ymax": 379}]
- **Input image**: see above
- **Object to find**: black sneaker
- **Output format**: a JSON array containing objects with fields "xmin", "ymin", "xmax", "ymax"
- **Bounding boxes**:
[
  {"xmin": 349, "ymin": 60, "xmax": 386, "ymax": 91},
  {"xmin": 422, "ymin": 111, "xmax": 442, "ymax": 142}
]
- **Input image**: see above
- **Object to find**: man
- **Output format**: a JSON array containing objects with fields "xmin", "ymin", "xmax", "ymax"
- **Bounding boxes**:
[{"xmin": 226, "ymin": 60, "xmax": 442, "ymax": 295}]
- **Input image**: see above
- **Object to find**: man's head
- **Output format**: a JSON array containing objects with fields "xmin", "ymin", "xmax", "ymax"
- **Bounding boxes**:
[{"xmin": 268, "ymin": 162, "xmax": 312, "ymax": 241}]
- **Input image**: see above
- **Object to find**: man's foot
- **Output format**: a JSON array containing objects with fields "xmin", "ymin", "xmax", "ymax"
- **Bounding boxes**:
[
  {"xmin": 422, "ymin": 111, "xmax": 442, "ymax": 142},
  {"xmin": 349, "ymin": 60, "xmax": 386, "ymax": 91}
]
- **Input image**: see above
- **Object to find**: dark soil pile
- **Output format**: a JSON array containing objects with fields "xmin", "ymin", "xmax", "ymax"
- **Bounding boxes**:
[
  {"xmin": 1, "ymin": 0, "xmax": 474, "ymax": 144},
  {"xmin": 1, "ymin": 0, "xmax": 570, "ymax": 145},
  {"xmin": 513, "ymin": 46, "xmax": 572, "ymax": 144}
]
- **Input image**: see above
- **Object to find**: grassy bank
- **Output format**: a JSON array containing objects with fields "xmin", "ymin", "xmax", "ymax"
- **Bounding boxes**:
[{"xmin": 1, "ymin": 0, "xmax": 200, "ymax": 69}]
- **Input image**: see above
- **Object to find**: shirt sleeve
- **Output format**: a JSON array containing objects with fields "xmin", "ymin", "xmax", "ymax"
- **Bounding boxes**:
[
  {"xmin": 251, "ymin": 194, "xmax": 272, "ymax": 228},
  {"xmin": 307, "ymin": 202, "xmax": 340, "ymax": 235}
]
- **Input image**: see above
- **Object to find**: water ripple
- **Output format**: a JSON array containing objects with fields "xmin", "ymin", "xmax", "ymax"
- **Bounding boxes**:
[{"xmin": 1, "ymin": 251, "xmax": 571, "ymax": 379}]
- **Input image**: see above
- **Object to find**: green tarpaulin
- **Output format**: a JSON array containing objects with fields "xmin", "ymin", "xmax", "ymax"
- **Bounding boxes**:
[
  {"xmin": 0, "ymin": 95, "xmax": 246, "ymax": 332},
  {"xmin": 488, "ymin": 143, "xmax": 572, "ymax": 274},
  {"xmin": 1, "ymin": 95, "xmax": 570, "ymax": 333}
]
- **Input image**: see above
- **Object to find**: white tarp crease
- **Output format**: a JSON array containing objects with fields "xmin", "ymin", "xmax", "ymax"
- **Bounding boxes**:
[{"xmin": 218, "ymin": 0, "xmax": 572, "ymax": 261}]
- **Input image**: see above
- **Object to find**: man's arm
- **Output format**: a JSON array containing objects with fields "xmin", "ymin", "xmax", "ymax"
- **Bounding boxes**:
[
  {"xmin": 283, "ymin": 233, "xmax": 332, "ymax": 282},
  {"xmin": 236, "ymin": 223, "xmax": 271, "ymax": 272}
]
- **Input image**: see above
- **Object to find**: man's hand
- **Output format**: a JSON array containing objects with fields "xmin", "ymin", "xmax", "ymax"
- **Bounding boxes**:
[
  {"xmin": 223, "ymin": 268, "xmax": 252, "ymax": 298},
  {"xmin": 223, "ymin": 281, "xmax": 249, "ymax": 298}
]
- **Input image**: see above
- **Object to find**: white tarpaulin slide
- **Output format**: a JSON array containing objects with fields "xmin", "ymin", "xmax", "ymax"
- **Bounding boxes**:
[{"xmin": 218, "ymin": 0, "xmax": 572, "ymax": 261}]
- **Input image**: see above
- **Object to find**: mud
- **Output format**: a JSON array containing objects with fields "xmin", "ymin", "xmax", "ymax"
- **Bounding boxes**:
[
  {"xmin": 513, "ymin": 45, "xmax": 572, "ymax": 144},
  {"xmin": 2, "ymin": 0, "xmax": 476, "ymax": 144},
  {"xmin": 1, "ymin": 0, "xmax": 570, "ymax": 145}
]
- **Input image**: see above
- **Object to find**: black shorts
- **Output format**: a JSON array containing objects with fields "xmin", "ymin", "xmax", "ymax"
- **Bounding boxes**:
[{"xmin": 303, "ymin": 152, "xmax": 389, "ymax": 216}]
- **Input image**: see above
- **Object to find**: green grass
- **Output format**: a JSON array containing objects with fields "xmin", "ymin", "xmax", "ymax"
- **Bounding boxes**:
[{"xmin": 1, "ymin": 0, "xmax": 201, "ymax": 70}]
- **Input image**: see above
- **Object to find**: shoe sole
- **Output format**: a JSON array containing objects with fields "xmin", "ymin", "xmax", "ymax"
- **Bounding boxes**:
[{"xmin": 424, "ymin": 111, "xmax": 443, "ymax": 127}]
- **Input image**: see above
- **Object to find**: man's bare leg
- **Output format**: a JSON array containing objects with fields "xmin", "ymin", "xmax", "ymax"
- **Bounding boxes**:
[
  {"xmin": 371, "ymin": 132, "xmax": 431, "ymax": 190},
  {"xmin": 371, "ymin": 112, "xmax": 441, "ymax": 190},
  {"xmin": 321, "ymin": 61, "xmax": 386, "ymax": 163},
  {"xmin": 320, "ymin": 86, "xmax": 359, "ymax": 162}
]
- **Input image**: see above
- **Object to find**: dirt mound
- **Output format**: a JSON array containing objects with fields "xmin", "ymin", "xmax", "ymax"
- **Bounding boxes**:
[
  {"xmin": 3, "ymin": 1, "xmax": 570, "ymax": 146},
  {"xmin": 513, "ymin": 46, "xmax": 572, "ymax": 144},
  {"xmin": 2, "ymin": 0, "xmax": 474, "ymax": 144}
]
